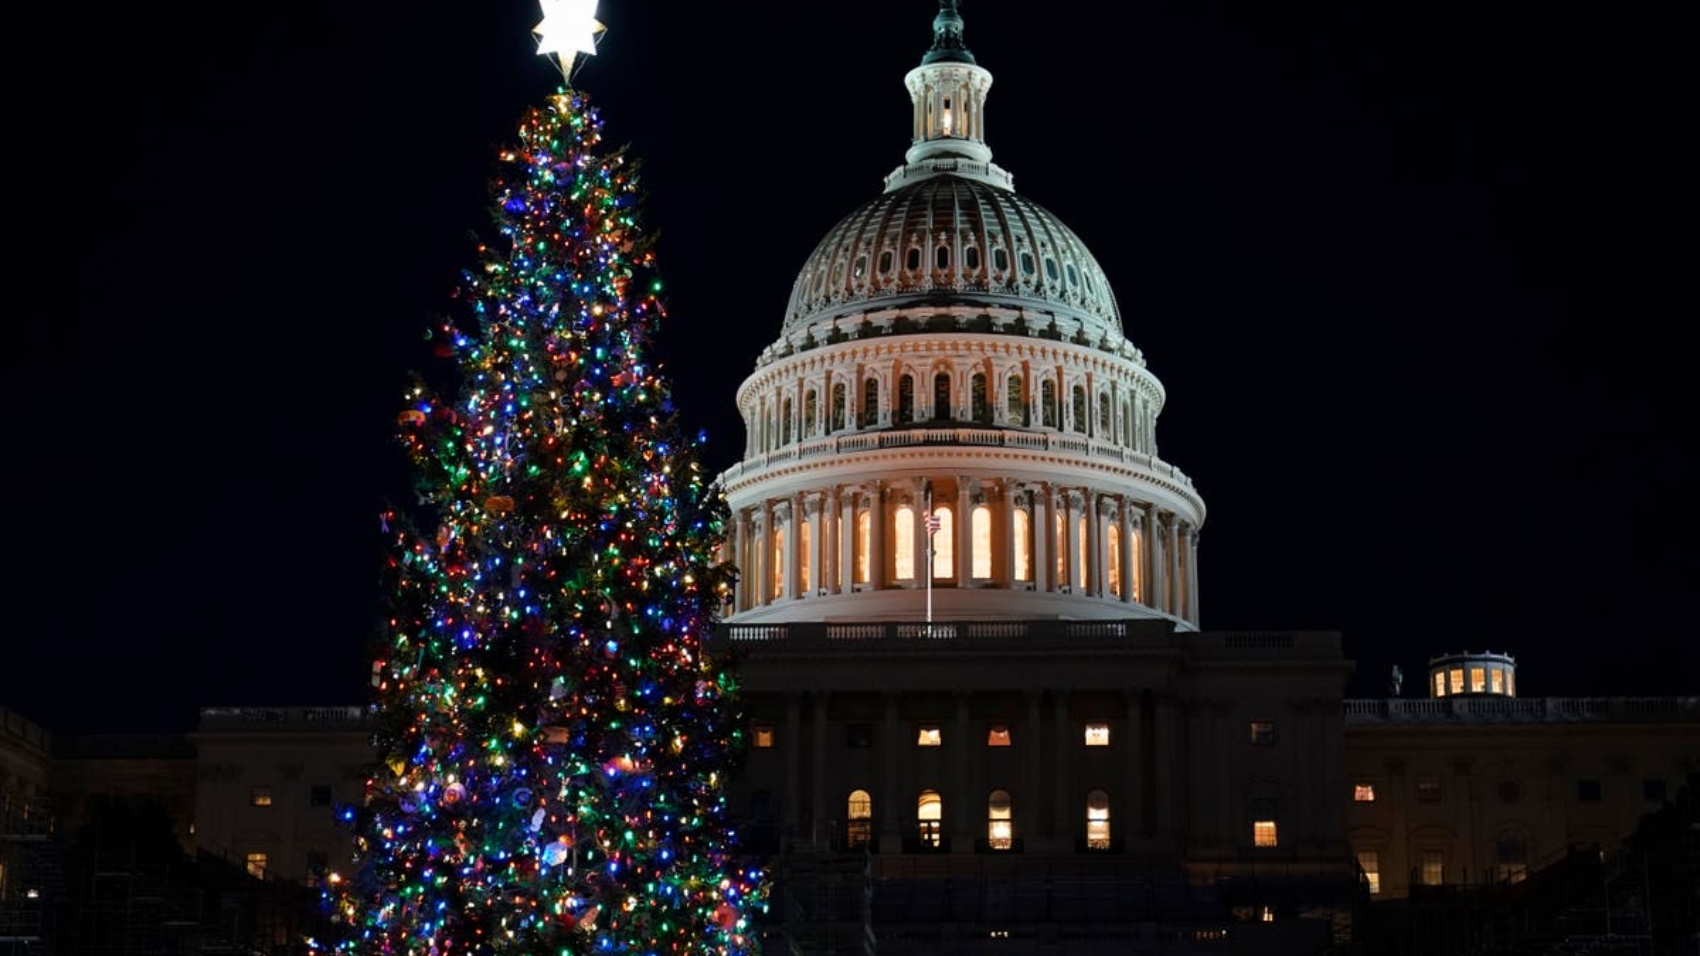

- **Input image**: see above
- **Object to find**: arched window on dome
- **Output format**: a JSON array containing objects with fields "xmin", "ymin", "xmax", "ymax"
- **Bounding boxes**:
[
  {"xmin": 1019, "ymin": 250, "xmax": 1035, "ymax": 277},
  {"xmin": 1006, "ymin": 375, "xmax": 1026, "ymax": 426},
  {"xmin": 934, "ymin": 245, "xmax": 951, "ymax": 272},
  {"xmin": 770, "ymin": 525, "xmax": 784, "ymax": 602},
  {"xmin": 971, "ymin": 505, "xmax": 992, "ymax": 579},
  {"xmin": 830, "ymin": 383, "xmax": 847, "ymax": 432},
  {"xmin": 933, "ymin": 372, "xmax": 951, "ymax": 421},
  {"xmin": 899, "ymin": 375, "xmax": 916, "ymax": 423},
  {"xmin": 1071, "ymin": 385, "xmax": 1087, "ymax": 434},
  {"xmin": 931, "ymin": 505, "xmax": 954, "ymax": 580},
  {"xmin": 894, "ymin": 506, "xmax": 916, "ymax": 581},
  {"xmin": 853, "ymin": 254, "xmax": 868, "ymax": 281},
  {"xmin": 1044, "ymin": 257, "xmax": 1060, "ymax": 283},
  {"xmin": 1122, "ymin": 397, "xmax": 1135, "ymax": 448},
  {"xmin": 964, "ymin": 245, "xmax": 981, "ymax": 272},
  {"xmin": 879, "ymin": 250, "xmax": 894, "ymax": 276},
  {"xmin": 971, "ymin": 373, "xmax": 990, "ymax": 424},
  {"xmin": 1065, "ymin": 261, "xmax": 1079, "ymax": 287},
  {"xmin": 987, "ymin": 789, "xmax": 1013, "ymax": 850},
  {"xmin": 861, "ymin": 377, "xmax": 880, "ymax": 428},
  {"xmin": 1107, "ymin": 524, "xmax": 1122, "ymax": 598},
  {"xmin": 1041, "ymin": 380, "xmax": 1058, "ymax": 428},
  {"xmin": 782, "ymin": 397, "xmax": 794, "ymax": 446},
  {"xmin": 1085, "ymin": 789, "xmax": 1111, "ymax": 850},
  {"xmin": 906, "ymin": 247, "xmax": 922, "ymax": 273},
  {"xmin": 855, "ymin": 509, "xmax": 871, "ymax": 584},
  {"xmin": 993, "ymin": 246, "xmax": 1009, "ymax": 275},
  {"xmin": 1098, "ymin": 392, "xmax": 1111, "ymax": 437},
  {"xmin": 1012, "ymin": 508, "xmax": 1032, "ymax": 582},
  {"xmin": 804, "ymin": 389, "xmax": 819, "ymax": 438}
]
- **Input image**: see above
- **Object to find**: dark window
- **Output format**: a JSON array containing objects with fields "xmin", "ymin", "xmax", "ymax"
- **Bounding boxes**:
[
  {"xmin": 964, "ymin": 246, "xmax": 981, "ymax": 271},
  {"xmin": 1019, "ymin": 251, "xmax": 1035, "ymax": 276},
  {"xmin": 861, "ymin": 378, "xmax": 879, "ymax": 427},
  {"xmin": 309, "ymin": 785, "xmax": 332, "ymax": 807},
  {"xmin": 1577, "ymin": 778, "xmax": 1602, "ymax": 803},
  {"xmin": 1644, "ymin": 778, "xmax": 1667, "ymax": 802},
  {"xmin": 906, "ymin": 247, "xmax": 922, "ymax": 272},
  {"xmin": 993, "ymin": 247, "xmax": 1009, "ymax": 273},
  {"xmin": 879, "ymin": 250, "xmax": 894, "ymax": 275},
  {"xmin": 935, "ymin": 246, "xmax": 950, "ymax": 270},
  {"xmin": 933, "ymin": 373, "xmax": 951, "ymax": 420},
  {"xmin": 1498, "ymin": 780, "xmax": 1521, "ymax": 803},
  {"xmin": 1249, "ymin": 721, "xmax": 1277, "ymax": 746},
  {"xmin": 1416, "ymin": 780, "xmax": 1443, "ymax": 803},
  {"xmin": 305, "ymin": 850, "xmax": 329, "ymax": 888},
  {"xmin": 846, "ymin": 723, "xmax": 874, "ymax": 748}
]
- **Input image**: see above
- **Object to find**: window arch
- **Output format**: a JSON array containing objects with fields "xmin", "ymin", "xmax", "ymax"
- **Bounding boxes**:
[
  {"xmin": 804, "ymin": 389, "xmax": 819, "ymax": 438},
  {"xmin": 987, "ymin": 790, "xmax": 1013, "ymax": 850},
  {"xmin": 971, "ymin": 505, "xmax": 992, "ymax": 579},
  {"xmin": 830, "ymin": 382, "xmax": 847, "ymax": 432},
  {"xmin": 1075, "ymin": 515, "xmax": 1088, "ymax": 593},
  {"xmin": 781, "ymin": 396, "xmax": 794, "ymax": 445},
  {"xmin": 1071, "ymin": 385, "xmax": 1087, "ymax": 434},
  {"xmin": 898, "ymin": 374, "xmax": 916, "ymax": 423},
  {"xmin": 894, "ymin": 506, "xmax": 916, "ymax": 580},
  {"xmin": 993, "ymin": 246, "xmax": 1009, "ymax": 274},
  {"xmin": 970, "ymin": 372, "xmax": 989, "ymax": 423},
  {"xmin": 861, "ymin": 377, "xmax": 880, "ymax": 428},
  {"xmin": 1098, "ymin": 392, "xmax": 1111, "ymax": 436},
  {"xmin": 906, "ymin": 247, "xmax": 922, "ymax": 272},
  {"xmin": 878, "ymin": 250, "xmax": 894, "ymax": 276},
  {"xmin": 1495, "ymin": 829, "xmax": 1529, "ymax": 884},
  {"xmin": 1086, "ymin": 789, "xmax": 1111, "ymax": 850},
  {"xmin": 770, "ymin": 525, "xmax": 785, "ymax": 601},
  {"xmin": 917, "ymin": 790, "xmax": 943, "ymax": 848},
  {"xmin": 1006, "ymin": 375, "xmax": 1025, "ymax": 425},
  {"xmin": 847, "ymin": 790, "xmax": 873, "ymax": 849},
  {"xmin": 1041, "ymin": 379, "xmax": 1057, "ymax": 428},
  {"xmin": 935, "ymin": 245, "xmax": 951, "ymax": 271},
  {"xmin": 799, "ymin": 521, "xmax": 811, "ymax": 595},
  {"xmin": 931, "ymin": 505, "xmax": 954, "ymax": 580},
  {"xmin": 964, "ymin": 245, "xmax": 981, "ymax": 271},
  {"xmin": 933, "ymin": 372, "xmax": 951, "ymax": 421}
]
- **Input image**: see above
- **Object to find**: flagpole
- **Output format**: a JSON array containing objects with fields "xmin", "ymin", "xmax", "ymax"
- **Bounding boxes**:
[{"xmin": 925, "ymin": 483, "xmax": 934, "ymax": 637}]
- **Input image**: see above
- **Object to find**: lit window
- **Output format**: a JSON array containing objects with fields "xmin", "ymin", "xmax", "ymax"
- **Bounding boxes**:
[
  {"xmin": 245, "ymin": 852, "xmax": 268, "ymax": 879},
  {"xmin": 752, "ymin": 723, "xmax": 774, "ymax": 749},
  {"xmin": 1353, "ymin": 783, "xmax": 1376, "ymax": 803},
  {"xmin": 1357, "ymin": 851, "xmax": 1381, "ymax": 894},
  {"xmin": 1012, "ymin": 509, "xmax": 1032, "ymax": 581},
  {"xmin": 917, "ymin": 791, "xmax": 943, "ymax": 848},
  {"xmin": 917, "ymin": 726, "xmax": 942, "ymax": 747},
  {"xmin": 1433, "ymin": 672, "xmax": 1446, "ymax": 697},
  {"xmin": 855, "ymin": 510, "xmax": 871, "ymax": 583},
  {"xmin": 987, "ymin": 790, "xmax": 1013, "ymax": 850},
  {"xmin": 987, "ymin": 725, "xmax": 1012, "ymax": 747},
  {"xmin": 932, "ymin": 506, "xmax": 955, "ymax": 579},
  {"xmin": 1448, "ymin": 668, "xmax": 1464, "ymax": 695},
  {"xmin": 1470, "ymin": 667, "xmax": 1486, "ymax": 693},
  {"xmin": 1420, "ymin": 851, "xmax": 1445, "ymax": 886},
  {"xmin": 1259, "ymin": 905, "xmax": 1275, "ymax": 922},
  {"xmin": 847, "ymin": 790, "xmax": 873, "ymax": 849},
  {"xmin": 1085, "ymin": 789, "xmax": 1111, "ymax": 849},
  {"xmin": 1249, "ymin": 721, "xmax": 1277, "ymax": 746},
  {"xmin": 1083, "ymin": 723, "xmax": 1110, "ymax": 746},
  {"xmin": 1107, "ymin": 524, "xmax": 1121, "ymax": 597},
  {"xmin": 971, "ymin": 505, "xmax": 992, "ymax": 579},
  {"xmin": 250, "ymin": 787, "xmax": 273, "ymax": 808},
  {"xmin": 1494, "ymin": 831, "xmax": 1528, "ymax": 884},
  {"xmin": 1490, "ymin": 668, "xmax": 1505, "ymax": 694},
  {"xmin": 1416, "ymin": 780, "xmax": 1443, "ymax": 803},
  {"xmin": 799, "ymin": 520, "xmax": 811, "ymax": 591},
  {"xmin": 894, "ymin": 506, "xmax": 915, "ymax": 579},
  {"xmin": 1253, "ymin": 820, "xmax": 1278, "ymax": 847}
]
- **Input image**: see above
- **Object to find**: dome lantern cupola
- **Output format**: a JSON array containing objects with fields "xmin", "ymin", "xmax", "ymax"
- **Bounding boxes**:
[{"xmin": 892, "ymin": 1, "xmax": 1011, "ymax": 190}]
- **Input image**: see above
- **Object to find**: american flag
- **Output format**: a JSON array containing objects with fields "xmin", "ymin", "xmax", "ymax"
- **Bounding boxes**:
[{"xmin": 924, "ymin": 512, "xmax": 942, "ymax": 535}]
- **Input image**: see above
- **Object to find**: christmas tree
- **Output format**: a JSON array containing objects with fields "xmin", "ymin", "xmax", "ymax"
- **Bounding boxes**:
[{"xmin": 316, "ymin": 6, "xmax": 767, "ymax": 953}]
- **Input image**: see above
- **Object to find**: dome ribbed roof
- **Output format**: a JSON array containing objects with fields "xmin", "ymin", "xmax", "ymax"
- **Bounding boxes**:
[{"xmin": 781, "ymin": 176, "xmax": 1123, "ymax": 340}]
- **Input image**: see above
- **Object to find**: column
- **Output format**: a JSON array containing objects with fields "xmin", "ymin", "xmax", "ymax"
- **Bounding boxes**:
[
  {"xmin": 1128, "ymin": 690, "xmax": 1147, "ymax": 837},
  {"xmin": 1187, "ymin": 526, "xmax": 1202, "ymax": 624},
  {"xmin": 953, "ymin": 692, "xmax": 973, "ymax": 850},
  {"xmin": 733, "ymin": 509, "xmax": 750, "ymax": 612},
  {"xmin": 1062, "ymin": 492, "xmax": 1080, "ymax": 592},
  {"xmin": 782, "ymin": 498, "xmax": 800, "ymax": 601},
  {"xmin": 838, "ymin": 487, "xmax": 856, "ymax": 594},
  {"xmin": 1087, "ymin": 492, "xmax": 1103, "ymax": 597},
  {"xmin": 881, "ymin": 692, "xmax": 902, "ymax": 851},
  {"xmin": 784, "ymin": 693, "xmax": 802, "ymax": 838},
  {"xmin": 1120, "ymin": 501, "xmax": 1137, "ymax": 605},
  {"xmin": 756, "ymin": 503, "xmax": 773, "ymax": 608},
  {"xmin": 1153, "ymin": 693, "xmax": 1176, "ymax": 836},
  {"xmin": 1052, "ymin": 691, "xmax": 1071, "ymax": 841},
  {"xmin": 999, "ymin": 481, "xmax": 1017, "ymax": 587},
  {"xmin": 1166, "ymin": 518, "xmax": 1181, "ymax": 617},
  {"xmin": 811, "ymin": 691, "xmax": 830, "ymax": 846},
  {"xmin": 1025, "ymin": 691, "xmax": 1044, "ymax": 842},
  {"xmin": 1143, "ymin": 504, "xmax": 1161, "ymax": 612},
  {"xmin": 1033, "ymin": 487, "xmax": 1050, "ymax": 593},
  {"xmin": 956, "ymin": 478, "xmax": 972, "ymax": 584},
  {"xmin": 870, "ymin": 483, "xmax": 887, "ymax": 589}
]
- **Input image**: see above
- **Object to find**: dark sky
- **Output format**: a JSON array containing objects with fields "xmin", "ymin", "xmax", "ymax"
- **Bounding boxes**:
[{"xmin": 9, "ymin": 2, "xmax": 1690, "ymax": 735}]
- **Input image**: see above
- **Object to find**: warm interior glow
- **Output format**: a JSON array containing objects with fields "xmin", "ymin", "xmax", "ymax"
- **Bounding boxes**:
[
  {"xmin": 1490, "ymin": 668, "xmax": 1505, "ymax": 693},
  {"xmin": 245, "ymin": 852, "xmax": 268, "ymax": 879},
  {"xmin": 1086, "ymin": 790, "xmax": 1111, "ymax": 849},
  {"xmin": 1353, "ymin": 783, "xmax": 1376, "ymax": 802},
  {"xmin": 771, "ymin": 528, "xmax": 784, "ymax": 600},
  {"xmin": 1471, "ymin": 667, "xmax": 1486, "ymax": 693},
  {"xmin": 1358, "ymin": 851, "xmax": 1380, "ymax": 894},
  {"xmin": 1107, "ymin": 524, "xmax": 1121, "ymax": 597},
  {"xmin": 918, "ymin": 791, "xmax": 943, "ymax": 847},
  {"xmin": 988, "ymin": 790, "xmax": 1012, "ymax": 849},
  {"xmin": 971, "ymin": 505, "xmax": 992, "ymax": 578},
  {"xmin": 1421, "ymin": 851, "xmax": 1445, "ymax": 886},
  {"xmin": 933, "ymin": 506, "xmax": 954, "ymax": 579},
  {"xmin": 752, "ymin": 724, "xmax": 774, "ymax": 749},
  {"xmin": 847, "ymin": 790, "xmax": 873, "ymax": 848},
  {"xmin": 1012, "ymin": 509, "xmax": 1032, "ymax": 581},
  {"xmin": 855, "ymin": 510, "xmax": 871, "ymax": 584},
  {"xmin": 1084, "ymin": 723, "xmax": 1110, "ymax": 746},
  {"xmin": 987, "ymin": 725, "xmax": 1011, "ymax": 747},
  {"xmin": 894, "ymin": 506, "xmax": 915, "ymax": 579},
  {"xmin": 1253, "ymin": 820, "xmax": 1278, "ymax": 847},
  {"xmin": 799, "ymin": 521, "xmax": 811, "ymax": 594},
  {"xmin": 1449, "ymin": 668, "xmax": 1464, "ymax": 695},
  {"xmin": 917, "ymin": 726, "xmax": 942, "ymax": 747}
]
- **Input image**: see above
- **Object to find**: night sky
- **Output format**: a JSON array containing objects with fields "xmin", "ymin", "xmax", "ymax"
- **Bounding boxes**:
[{"xmin": 10, "ymin": 2, "xmax": 1690, "ymax": 735}]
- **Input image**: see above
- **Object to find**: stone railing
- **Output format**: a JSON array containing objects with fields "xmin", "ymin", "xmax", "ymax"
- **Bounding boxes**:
[
  {"xmin": 196, "ymin": 706, "xmax": 375, "ymax": 729},
  {"xmin": 1343, "ymin": 696, "xmax": 1700, "ymax": 724},
  {"xmin": 720, "ymin": 428, "xmax": 1194, "ymax": 492}
]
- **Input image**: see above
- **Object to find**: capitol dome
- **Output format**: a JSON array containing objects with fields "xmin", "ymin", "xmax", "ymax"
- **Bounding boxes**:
[{"xmin": 716, "ymin": 1, "xmax": 1206, "ymax": 630}]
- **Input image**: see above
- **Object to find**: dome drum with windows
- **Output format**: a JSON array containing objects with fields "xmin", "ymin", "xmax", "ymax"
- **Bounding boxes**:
[{"xmin": 716, "ymin": 2, "xmax": 1206, "ymax": 628}]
